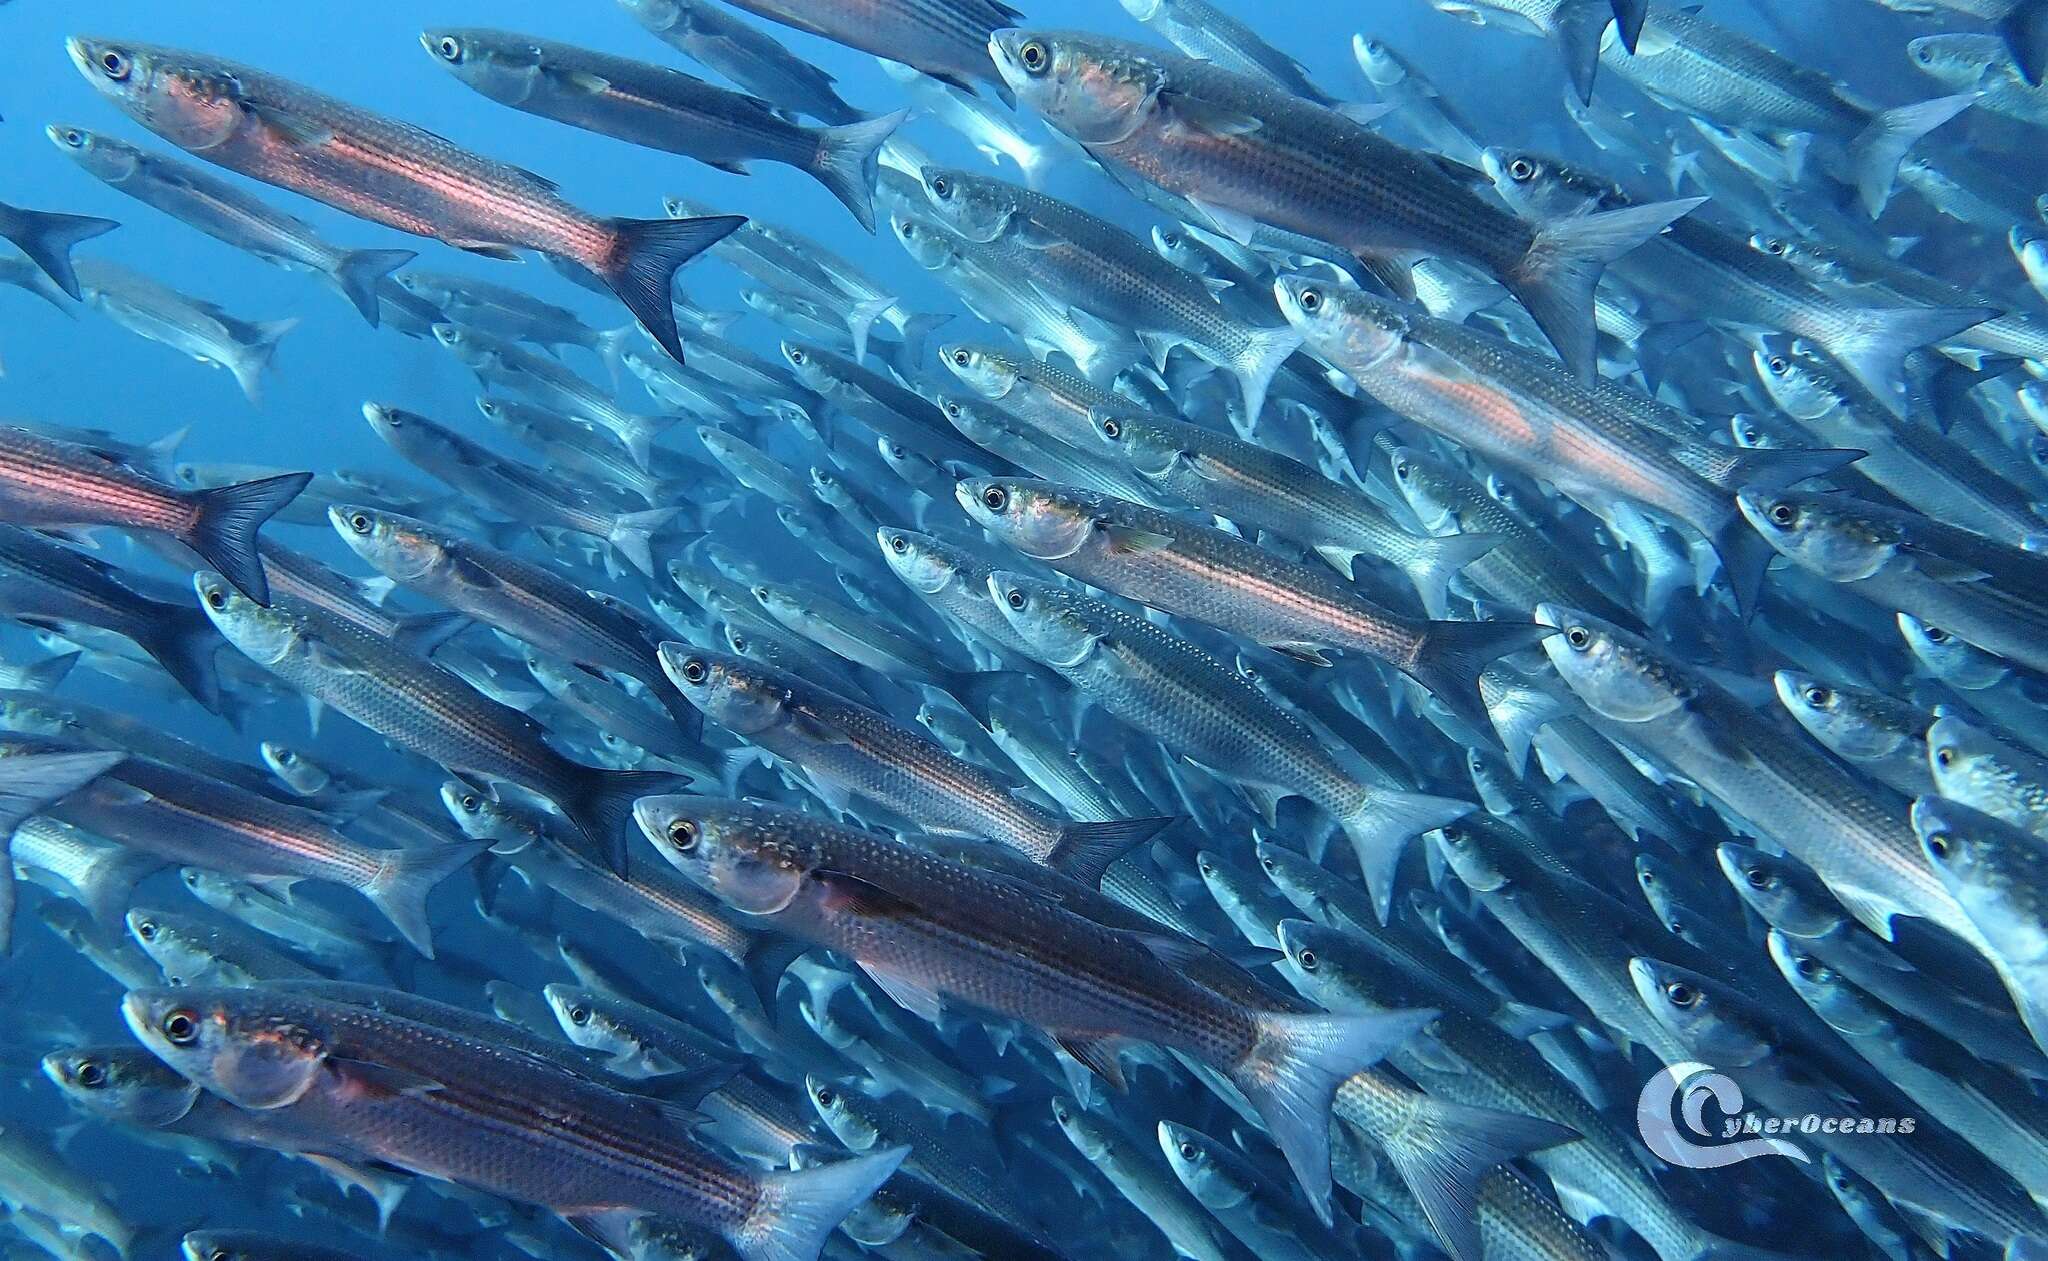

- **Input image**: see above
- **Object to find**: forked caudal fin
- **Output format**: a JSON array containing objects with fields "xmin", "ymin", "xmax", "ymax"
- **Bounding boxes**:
[
  {"xmin": 1378, "ymin": 1095, "xmax": 1579, "ymax": 1261},
  {"xmin": 1847, "ymin": 94, "xmax": 1976, "ymax": 219},
  {"xmin": 735, "ymin": 1144, "xmax": 910, "ymax": 1261},
  {"xmin": 0, "ymin": 202, "xmax": 118, "ymax": 300},
  {"xmin": 1046, "ymin": 814, "xmax": 1179, "ymax": 888},
  {"xmin": 1228, "ymin": 1006, "xmax": 1439, "ymax": 1226},
  {"xmin": 362, "ymin": 840, "xmax": 487, "ymax": 958},
  {"xmin": 1224, "ymin": 323, "xmax": 1306, "ymax": 432},
  {"xmin": 135, "ymin": 607, "xmax": 228, "ymax": 717},
  {"xmin": 184, "ymin": 470, "xmax": 315, "ymax": 605},
  {"xmin": 326, "ymin": 248, "xmax": 418, "ymax": 327},
  {"xmin": 600, "ymin": 214, "xmax": 748, "ymax": 367},
  {"xmin": 559, "ymin": 767, "xmax": 694, "ymax": 878},
  {"xmin": 810, "ymin": 109, "xmax": 909, "ymax": 234},
  {"xmin": 1507, "ymin": 197, "xmax": 1705, "ymax": 385},
  {"xmin": 1402, "ymin": 619, "xmax": 1557, "ymax": 735},
  {"xmin": 1810, "ymin": 305, "xmax": 1994, "ymax": 418},
  {"xmin": 1340, "ymin": 789, "xmax": 1475, "ymax": 925},
  {"xmin": 608, "ymin": 507, "xmax": 682, "ymax": 578},
  {"xmin": 225, "ymin": 318, "xmax": 302, "ymax": 406}
]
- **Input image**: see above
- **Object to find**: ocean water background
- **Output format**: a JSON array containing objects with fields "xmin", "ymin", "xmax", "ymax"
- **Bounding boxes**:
[{"xmin": 0, "ymin": 0, "xmax": 1969, "ymax": 1253}]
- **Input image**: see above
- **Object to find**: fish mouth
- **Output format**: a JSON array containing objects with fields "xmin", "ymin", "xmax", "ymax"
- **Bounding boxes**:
[{"xmin": 986, "ymin": 30, "xmax": 1028, "ymax": 90}]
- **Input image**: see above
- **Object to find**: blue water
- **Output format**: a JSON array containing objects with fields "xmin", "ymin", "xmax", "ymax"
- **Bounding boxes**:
[{"xmin": 0, "ymin": 0, "xmax": 2028, "ymax": 1258}]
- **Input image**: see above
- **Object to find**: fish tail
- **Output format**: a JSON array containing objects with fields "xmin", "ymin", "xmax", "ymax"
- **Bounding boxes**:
[
  {"xmin": 1505, "ymin": 196, "xmax": 1704, "ymax": 383},
  {"xmin": 362, "ymin": 840, "xmax": 486, "ymax": 958},
  {"xmin": 560, "ymin": 768, "xmax": 693, "ymax": 877},
  {"xmin": 326, "ymin": 248, "xmax": 417, "ymax": 327},
  {"xmin": 1608, "ymin": 0, "xmax": 1649, "ymax": 50},
  {"xmin": 1338, "ymin": 788, "xmax": 1473, "ymax": 924},
  {"xmin": 1403, "ymin": 531, "xmax": 1503, "ymax": 618},
  {"xmin": 619, "ymin": 413, "xmax": 682, "ymax": 474},
  {"xmin": 135, "ymin": 608, "xmax": 227, "ymax": 714},
  {"xmin": 1228, "ymin": 323, "xmax": 1304, "ymax": 431},
  {"xmin": 389, "ymin": 610, "xmax": 471, "ymax": 657},
  {"xmin": 1808, "ymin": 305, "xmax": 1991, "ymax": 413},
  {"xmin": 811, "ymin": 108, "xmax": 909, "ymax": 234},
  {"xmin": 652, "ymin": 683, "xmax": 706, "ymax": 744},
  {"xmin": 1721, "ymin": 445, "xmax": 1865, "ymax": 493},
  {"xmin": 1706, "ymin": 507, "xmax": 1781, "ymax": 621},
  {"xmin": 1228, "ymin": 1006, "xmax": 1438, "ymax": 1225},
  {"xmin": 1377, "ymin": 1097, "xmax": 1579, "ymax": 1261},
  {"xmin": 11, "ymin": 650, "xmax": 79, "ymax": 693},
  {"xmin": 935, "ymin": 668, "xmax": 1027, "ymax": 729},
  {"xmin": 184, "ymin": 470, "xmax": 314, "ymax": 604},
  {"xmin": 2005, "ymin": 0, "xmax": 2048, "ymax": 84},
  {"xmin": 1403, "ymin": 619, "xmax": 1555, "ymax": 731},
  {"xmin": 1047, "ymin": 813, "xmax": 1178, "ymax": 887},
  {"xmin": 1847, "ymin": 94, "xmax": 1975, "ymax": 218},
  {"xmin": 735, "ymin": 1144, "xmax": 910, "ymax": 1261},
  {"xmin": 609, "ymin": 506, "xmax": 682, "ymax": 577},
  {"xmin": 844, "ymin": 296, "xmax": 896, "ymax": 362},
  {"xmin": 225, "ymin": 317, "xmax": 301, "ymax": 406},
  {"xmin": 72, "ymin": 846, "xmax": 162, "ymax": 931},
  {"xmin": 0, "ymin": 750, "xmax": 123, "ymax": 838},
  {"xmin": 737, "ymin": 933, "xmax": 810, "ymax": 1015},
  {"xmin": 1551, "ymin": 0, "xmax": 1618, "ymax": 103},
  {"xmin": 0, "ymin": 204, "xmax": 117, "ymax": 299},
  {"xmin": 599, "ymin": 213, "xmax": 747, "ymax": 366}
]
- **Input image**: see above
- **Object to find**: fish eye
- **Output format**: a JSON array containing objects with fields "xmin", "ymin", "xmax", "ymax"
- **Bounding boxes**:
[
  {"xmin": 435, "ymin": 36, "xmax": 463, "ymax": 62},
  {"xmin": 1260, "ymin": 854, "xmax": 1276, "ymax": 871},
  {"xmin": 1508, "ymin": 157, "xmax": 1534, "ymax": 181},
  {"xmin": 951, "ymin": 349, "xmax": 970, "ymax": 367},
  {"xmin": 1663, "ymin": 982, "xmax": 1698, "ymax": 1008},
  {"xmin": 348, "ymin": 512, "xmax": 372, "ymax": 534},
  {"xmin": 1924, "ymin": 626, "xmax": 1951, "ymax": 643},
  {"xmin": 1768, "ymin": 356, "xmax": 1788, "ymax": 375},
  {"xmin": 161, "ymin": 1009, "xmax": 199, "ymax": 1045},
  {"xmin": 981, "ymin": 486, "xmax": 1008, "ymax": 511},
  {"xmin": 1160, "ymin": 232, "xmax": 1180, "ymax": 248},
  {"xmin": 729, "ymin": 634, "xmax": 748, "ymax": 651},
  {"xmin": 1769, "ymin": 502, "xmax": 1796, "ymax": 526},
  {"xmin": 63, "ymin": 129, "xmax": 86, "ymax": 147},
  {"xmin": 1296, "ymin": 287, "xmax": 1323, "ymax": 313},
  {"xmin": 1934, "ymin": 745, "xmax": 1956, "ymax": 768},
  {"xmin": 1803, "ymin": 686, "xmax": 1831, "ymax": 707},
  {"xmin": 1764, "ymin": 238, "xmax": 1787, "ymax": 255},
  {"xmin": 569, "ymin": 1006, "xmax": 590, "ymax": 1026},
  {"xmin": 279, "ymin": 751, "xmax": 297, "ymax": 765},
  {"xmin": 1795, "ymin": 956, "xmax": 1824, "ymax": 981},
  {"xmin": 1177, "ymin": 1140, "xmax": 1198, "ymax": 1159},
  {"xmin": 1564, "ymin": 626, "xmax": 1591, "ymax": 650},
  {"xmin": 135, "ymin": 918, "xmax": 157, "ymax": 941},
  {"xmin": 1294, "ymin": 947, "xmax": 1318, "ymax": 972},
  {"xmin": 680, "ymin": 657, "xmax": 708, "ymax": 684},
  {"xmin": 1914, "ymin": 44, "xmax": 1933, "ymax": 62},
  {"xmin": 788, "ymin": 348, "xmax": 806, "ymax": 365},
  {"xmin": 814, "ymin": 1085, "xmax": 837, "ymax": 1106},
  {"xmin": 1099, "ymin": 416, "xmax": 1120, "ymax": 439},
  {"xmin": 889, "ymin": 535, "xmax": 909, "ymax": 554},
  {"xmin": 1005, "ymin": 588, "xmax": 1026, "ymax": 610},
  {"xmin": 667, "ymin": 818, "xmax": 699, "ymax": 851},
  {"xmin": 1924, "ymin": 830, "xmax": 1952, "ymax": 860},
  {"xmin": 1744, "ymin": 866, "xmax": 1770, "ymax": 890},
  {"xmin": 1439, "ymin": 823, "xmax": 1466, "ymax": 845},
  {"xmin": 1393, "ymin": 460, "xmax": 1410, "ymax": 480},
  {"xmin": 204, "ymin": 587, "xmax": 228, "ymax": 611},
  {"xmin": 1739, "ymin": 424, "xmax": 1760, "ymax": 443},
  {"xmin": 99, "ymin": 50, "xmax": 132, "ymax": 81},
  {"xmin": 930, "ymin": 176, "xmax": 950, "ymax": 198},
  {"xmin": 944, "ymin": 401, "xmax": 962, "ymax": 419},
  {"xmin": 76, "ymin": 1060, "xmax": 107, "ymax": 1088},
  {"xmin": 1019, "ymin": 40, "xmax": 1049, "ymax": 74},
  {"xmin": 460, "ymin": 794, "xmax": 480, "ymax": 812}
]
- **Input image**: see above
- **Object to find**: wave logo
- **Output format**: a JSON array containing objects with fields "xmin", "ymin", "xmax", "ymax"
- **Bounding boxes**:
[{"xmin": 1636, "ymin": 1062, "xmax": 1810, "ymax": 1170}]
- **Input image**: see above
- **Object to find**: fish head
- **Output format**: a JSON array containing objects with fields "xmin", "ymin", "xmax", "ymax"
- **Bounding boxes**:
[
  {"xmin": 1628, "ymin": 957, "xmax": 1771, "ymax": 1065},
  {"xmin": 1350, "ymin": 36, "xmax": 1407, "ymax": 87},
  {"xmin": 878, "ymin": 528, "xmax": 961, "ymax": 596},
  {"xmin": 259, "ymin": 741, "xmax": 328, "ymax": 794},
  {"xmin": 618, "ymin": 0, "xmax": 684, "ymax": 33},
  {"xmin": 804, "ymin": 1075, "xmax": 880, "ymax": 1147},
  {"xmin": 1086, "ymin": 407, "xmax": 1178, "ymax": 478},
  {"xmin": 634, "ymin": 794, "xmax": 812, "ymax": 915},
  {"xmin": 193, "ymin": 570, "xmax": 300, "ymax": 666},
  {"xmin": 939, "ymin": 343, "xmax": 1020, "ymax": 398},
  {"xmin": 1715, "ymin": 842, "xmax": 1835, "ymax": 936},
  {"xmin": 1157, "ymin": 1121, "xmax": 1252, "ymax": 1210},
  {"xmin": 890, "ymin": 211, "xmax": 959, "ymax": 271},
  {"xmin": 122, "ymin": 986, "xmax": 328, "ymax": 1109},
  {"xmin": 1928, "ymin": 715, "xmax": 2029, "ymax": 810},
  {"xmin": 542, "ymin": 983, "xmax": 626, "ymax": 1053},
  {"xmin": 43, "ymin": 1044, "xmax": 200, "ymax": 1126},
  {"xmin": 1748, "ymin": 340, "xmax": 1838, "ymax": 420},
  {"xmin": 956, "ymin": 479, "xmax": 1098, "ymax": 560},
  {"xmin": 777, "ymin": 341, "xmax": 835, "ymax": 391},
  {"xmin": 1424, "ymin": 818, "xmax": 1511, "ymax": 894},
  {"xmin": 127, "ymin": 907, "xmax": 209, "ymax": 986},
  {"xmin": 920, "ymin": 168, "xmax": 1016, "ymax": 244},
  {"xmin": 991, "ymin": 573, "xmax": 1103, "ymax": 669},
  {"xmin": 1736, "ymin": 490, "xmax": 1893, "ymax": 582},
  {"xmin": 328, "ymin": 503, "xmax": 445, "ymax": 583},
  {"xmin": 1275, "ymin": 917, "xmax": 1370, "ymax": 1007},
  {"xmin": 1913, "ymin": 796, "xmax": 2014, "ymax": 907},
  {"xmin": 44, "ymin": 123, "xmax": 139, "ymax": 181},
  {"xmin": 1772, "ymin": 671, "xmax": 1912, "ymax": 764},
  {"xmin": 1275, "ymin": 274, "xmax": 1405, "ymax": 371},
  {"xmin": 1763, "ymin": 929, "xmax": 1882, "ymax": 1036},
  {"xmin": 1479, "ymin": 146, "xmax": 1602, "ymax": 219},
  {"xmin": 181, "ymin": 1234, "xmax": 279, "ymax": 1261},
  {"xmin": 930, "ymin": 392, "xmax": 1006, "ymax": 445},
  {"xmin": 1254, "ymin": 842, "xmax": 1324, "ymax": 913},
  {"xmin": 422, "ymin": 29, "xmax": 542, "ymax": 104},
  {"xmin": 1897, "ymin": 614, "xmax": 2006, "ymax": 688},
  {"xmin": 1050, "ymin": 1096, "xmax": 1111, "ymax": 1158},
  {"xmin": 990, "ymin": 29, "xmax": 1164, "ymax": 146},
  {"xmin": 1384, "ymin": 445, "xmax": 1456, "ymax": 528},
  {"xmin": 1537, "ymin": 604, "xmax": 1689, "ymax": 724},
  {"xmin": 67, "ymin": 39, "xmax": 252, "ymax": 152},
  {"xmin": 1906, "ymin": 33, "xmax": 1994, "ymax": 87}
]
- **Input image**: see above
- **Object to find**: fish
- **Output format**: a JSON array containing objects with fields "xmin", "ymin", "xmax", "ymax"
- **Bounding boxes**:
[
  {"xmin": 67, "ymin": 37, "xmax": 744, "ymax": 363},
  {"xmin": 621, "ymin": 0, "xmax": 866, "ymax": 125},
  {"xmin": 635, "ymin": 794, "xmax": 1436, "ymax": 1221},
  {"xmin": 46, "ymin": 125, "xmax": 415, "ymax": 326},
  {"xmin": 0, "ymin": 195, "xmax": 119, "ymax": 300},
  {"xmin": 424, "ymin": 30, "xmax": 905, "ymax": 232},
  {"xmin": 122, "ymin": 985, "xmax": 908, "ymax": 1261},
  {"xmin": 194, "ymin": 570, "xmax": 680, "ymax": 876},
  {"xmin": 990, "ymin": 29, "xmax": 1696, "ymax": 382},
  {"xmin": 713, "ymin": 0, "xmax": 1021, "ymax": 103},
  {"xmin": 0, "ymin": 426, "xmax": 307, "ymax": 604},
  {"xmin": 179, "ymin": 1232, "xmax": 374, "ymax": 1261}
]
